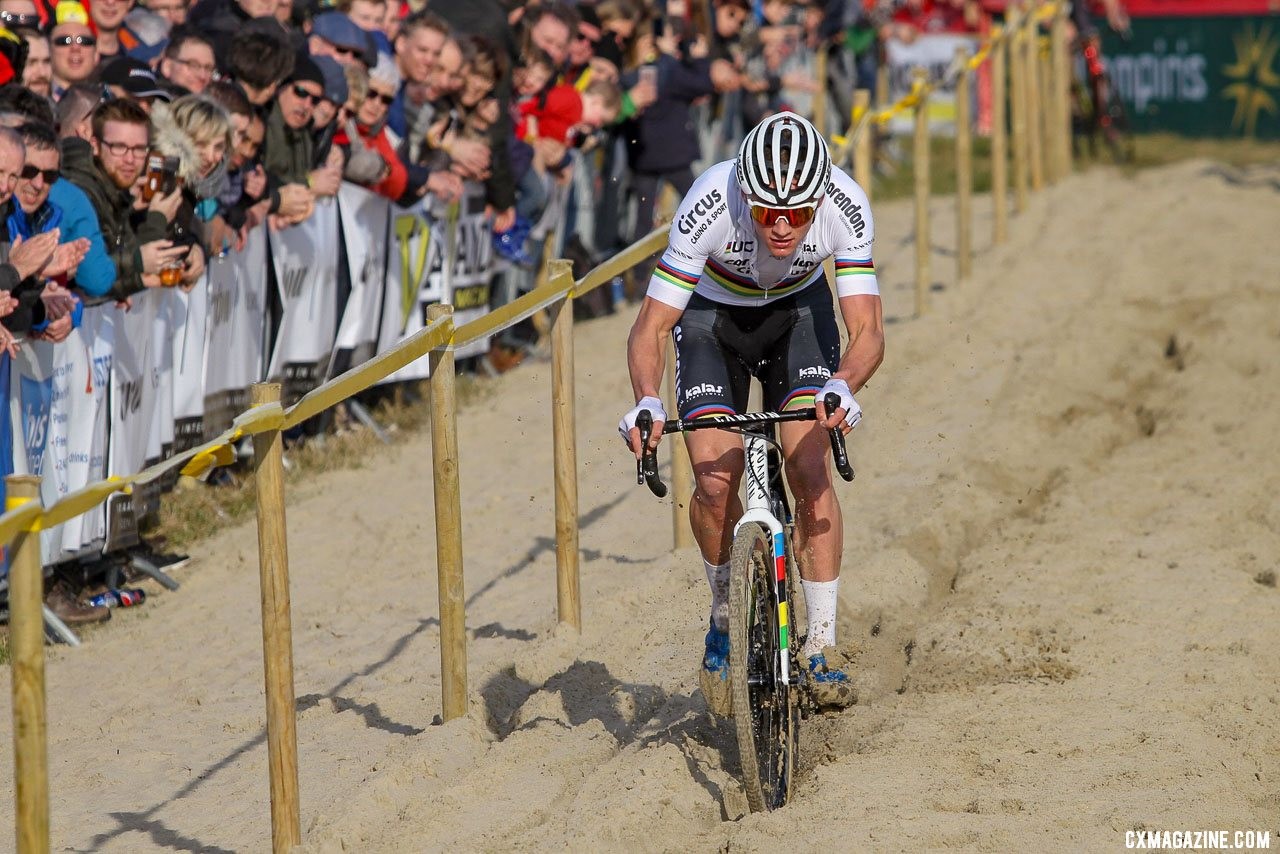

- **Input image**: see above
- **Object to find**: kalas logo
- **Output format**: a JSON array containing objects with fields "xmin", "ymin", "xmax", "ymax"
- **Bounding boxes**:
[
  {"xmin": 684, "ymin": 382, "xmax": 724, "ymax": 400},
  {"xmin": 798, "ymin": 366, "xmax": 831, "ymax": 380},
  {"xmin": 677, "ymin": 190, "xmax": 724, "ymax": 235},
  {"xmin": 825, "ymin": 182, "xmax": 866, "ymax": 238}
]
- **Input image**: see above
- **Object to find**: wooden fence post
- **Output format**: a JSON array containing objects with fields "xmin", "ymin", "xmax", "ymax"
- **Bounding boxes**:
[
  {"xmin": 1039, "ymin": 32, "xmax": 1055, "ymax": 184},
  {"xmin": 1009, "ymin": 6, "xmax": 1029, "ymax": 213},
  {"xmin": 249, "ymin": 383, "xmax": 301, "ymax": 854},
  {"xmin": 7, "ymin": 476, "xmax": 48, "ymax": 854},
  {"xmin": 547, "ymin": 261, "xmax": 583, "ymax": 628},
  {"xmin": 992, "ymin": 25, "xmax": 1009, "ymax": 244},
  {"xmin": 1026, "ymin": 11, "xmax": 1045, "ymax": 191},
  {"xmin": 1052, "ymin": 2, "xmax": 1072, "ymax": 179},
  {"xmin": 853, "ymin": 89, "xmax": 873, "ymax": 199},
  {"xmin": 425, "ymin": 306, "xmax": 468, "ymax": 720},
  {"xmin": 813, "ymin": 46, "xmax": 828, "ymax": 136},
  {"xmin": 875, "ymin": 64, "xmax": 890, "ymax": 110},
  {"xmin": 665, "ymin": 340, "xmax": 694, "ymax": 551},
  {"xmin": 912, "ymin": 68, "xmax": 931, "ymax": 317},
  {"xmin": 955, "ymin": 47, "xmax": 973, "ymax": 282}
]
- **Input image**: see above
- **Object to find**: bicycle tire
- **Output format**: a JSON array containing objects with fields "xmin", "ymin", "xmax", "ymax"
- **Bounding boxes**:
[{"xmin": 729, "ymin": 522, "xmax": 798, "ymax": 812}]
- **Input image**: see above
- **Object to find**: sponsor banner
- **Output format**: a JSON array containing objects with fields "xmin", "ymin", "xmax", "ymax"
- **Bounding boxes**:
[
  {"xmin": 204, "ymin": 225, "xmax": 268, "ymax": 438},
  {"xmin": 884, "ymin": 33, "xmax": 982, "ymax": 135},
  {"xmin": 1100, "ymin": 15, "xmax": 1280, "ymax": 138},
  {"xmin": 378, "ymin": 194, "xmax": 445, "ymax": 383},
  {"xmin": 110, "ymin": 289, "xmax": 161, "ymax": 530},
  {"xmin": 172, "ymin": 272, "xmax": 208, "ymax": 453},
  {"xmin": 79, "ymin": 305, "xmax": 112, "ymax": 549},
  {"xmin": 449, "ymin": 183, "xmax": 494, "ymax": 360},
  {"xmin": 336, "ymin": 183, "xmax": 390, "ymax": 363},
  {"xmin": 269, "ymin": 199, "xmax": 340, "ymax": 404},
  {"xmin": 144, "ymin": 289, "xmax": 177, "ymax": 506}
]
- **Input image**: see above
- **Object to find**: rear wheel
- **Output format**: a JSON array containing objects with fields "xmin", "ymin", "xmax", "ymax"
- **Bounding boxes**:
[{"xmin": 729, "ymin": 522, "xmax": 798, "ymax": 812}]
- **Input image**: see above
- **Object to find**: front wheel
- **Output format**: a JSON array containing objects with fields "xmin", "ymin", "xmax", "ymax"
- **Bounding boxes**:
[{"xmin": 729, "ymin": 522, "xmax": 798, "ymax": 812}]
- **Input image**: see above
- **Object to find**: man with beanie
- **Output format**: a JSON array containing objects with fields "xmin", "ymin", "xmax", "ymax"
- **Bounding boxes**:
[{"xmin": 262, "ymin": 53, "xmax": 336, "ymax": 219}]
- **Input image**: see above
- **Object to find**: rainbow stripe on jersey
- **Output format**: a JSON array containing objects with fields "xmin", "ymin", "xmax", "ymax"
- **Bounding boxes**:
[{"xmin": 704, "ymin": 258, "xmax": 824, "ymax": 300}]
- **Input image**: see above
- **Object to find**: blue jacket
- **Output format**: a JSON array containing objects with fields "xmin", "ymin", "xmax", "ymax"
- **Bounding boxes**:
[{"xmin": 48, "ymin": 179, "xmax": 116, "ymax": 298}]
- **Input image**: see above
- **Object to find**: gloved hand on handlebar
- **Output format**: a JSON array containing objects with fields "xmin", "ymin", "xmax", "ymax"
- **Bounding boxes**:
[
  {"xmin": 619, "ymin": 395, "xmax": 666, "ymax": 456},
  {"xmin": 817, "ymin": 378, "xmax": 862, "ymax": 433}
]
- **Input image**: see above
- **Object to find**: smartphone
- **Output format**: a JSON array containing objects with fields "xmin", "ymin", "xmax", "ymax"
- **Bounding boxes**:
[
  {"xmin": 160, "ymin": 156, "xmax": 181, "ymax": 195},
  {"xmin": 639, "ymin": 64, "xmax": 658, "ymax": 89},
  {"xmin": 651, "ymin": 16, "xmax": 665, "ymax": 41}
]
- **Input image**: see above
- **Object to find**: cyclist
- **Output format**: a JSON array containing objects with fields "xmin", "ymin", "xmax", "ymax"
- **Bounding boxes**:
[{"xmin": 619, "ymin": 112, "xmax": 884, "ymax": 712}]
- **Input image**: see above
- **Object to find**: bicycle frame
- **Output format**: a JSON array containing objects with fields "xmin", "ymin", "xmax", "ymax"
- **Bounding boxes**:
[{"xmin": 735, "ymin": 430, "xmax": 793, "ymax": 686}]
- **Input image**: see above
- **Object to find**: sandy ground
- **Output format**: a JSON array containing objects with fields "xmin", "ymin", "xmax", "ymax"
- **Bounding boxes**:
[{"xmin": 1, "ymin": 159, "xmax": 1278, "ymax": 853}]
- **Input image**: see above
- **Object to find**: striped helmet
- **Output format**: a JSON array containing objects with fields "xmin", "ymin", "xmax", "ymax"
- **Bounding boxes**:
[{"xmin": 735, "ymin": 111, "xmax": 831, "ymax": 208}]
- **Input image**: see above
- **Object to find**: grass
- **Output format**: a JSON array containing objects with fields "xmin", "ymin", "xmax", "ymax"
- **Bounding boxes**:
[
  {"xmin": 149, "ymin": 373, "xmax": 495, "ymax": 549},
  {"xmin": 869, "ymin": 132, "xmax": 1280, "ymax": 201}
]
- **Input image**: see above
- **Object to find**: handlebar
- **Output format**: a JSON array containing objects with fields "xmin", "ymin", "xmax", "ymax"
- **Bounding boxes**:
[{"xmin": 634, "ymin": 394, "xmax": 855, "ymax": 498}]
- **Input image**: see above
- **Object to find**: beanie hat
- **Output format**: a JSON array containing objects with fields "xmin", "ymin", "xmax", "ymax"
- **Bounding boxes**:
[{"xmin": 288, "ymin": 52, "xmax": 325, "ymax": 89}]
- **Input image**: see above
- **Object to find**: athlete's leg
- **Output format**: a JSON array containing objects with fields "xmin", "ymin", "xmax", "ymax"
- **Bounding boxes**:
[
  {"xmin": 778, "ymin": 420, "xmax": 842, "ymax": 585},
  {"xmin": 685, "ymin": 428, "xmax": 745, "ymax": 566}
]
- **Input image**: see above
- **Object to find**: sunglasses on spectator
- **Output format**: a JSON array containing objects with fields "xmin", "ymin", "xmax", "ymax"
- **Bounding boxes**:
[
  {"xmin": 99, "ymin": 140, "xmax": 149, "ymax": 158},
  {"xmin": 290, "ymin": 84, "xmax": 322, "ymax": 105},
  {"xmin": 327, "ymin": 41, "xmax": 361, "ymax": 60},
  {"xmin": 749, "ymin": 204, "xmax": 816, "ymax": 227},
  {"xmin": 20, "ymin": 165, "xmax": 60, "ymax": 183},
  {"xmin": 366, "ymin": 91, "xmax": 395, "ymax": 106},
  {"xmin": 52, "ymin": 34, "xmax": 97, "ymax": 47},
  {"xmin": 0, "ymin": 10, "xmax": 41, "ymax": 28}
]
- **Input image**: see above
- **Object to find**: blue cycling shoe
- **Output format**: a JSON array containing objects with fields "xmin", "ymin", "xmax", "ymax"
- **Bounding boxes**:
[
  {"xmin": 699, "ymin": 621, "xmax": 732, "ymax": 717},
  {"xmin": 806, "ymin": 650, "xmax": 856, "ymax": 708}
]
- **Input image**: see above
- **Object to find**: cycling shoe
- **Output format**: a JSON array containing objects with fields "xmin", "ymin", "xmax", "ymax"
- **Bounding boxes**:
[
  {"xmin": 806, "ymin": 649, "xmax": 856, "ymax": 708},
  {"xmin": 699, "ymin": 621, "xmax": 733, "ymax": 718}
]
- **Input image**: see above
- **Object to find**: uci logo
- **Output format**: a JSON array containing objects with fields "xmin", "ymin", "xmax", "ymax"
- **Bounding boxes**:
[{"xmin": 676, "ymin": 190, "xmax": 724, "ymax": 235}]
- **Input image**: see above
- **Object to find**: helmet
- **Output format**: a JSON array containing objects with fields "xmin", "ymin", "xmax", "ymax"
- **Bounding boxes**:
[{"xmin": 736, "ymin": 111, "xmax": 831, "ymax": 208}]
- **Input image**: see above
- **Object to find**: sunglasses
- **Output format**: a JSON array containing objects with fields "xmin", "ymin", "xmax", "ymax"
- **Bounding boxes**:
[
  {"xmin": 52, "ymin": 34, "xmax": 97, "ymax": 47},
  {"xmin": 290, "ymin": 83, "xmax": 321, "ymax": 105},
  {"xmin": 20, "ymin": 165, "xmax": 59, "ymax": 183},
  {"xmin": 366, "ymin": 91, "xmax": 395, "ymax": 106},
  {"xmin": 0, "ymin": 10, "xmax": 41, "ymax": 28},
  {"xmin": 749, "ymin": 204, "xmax": 816, "ymax": 227}
]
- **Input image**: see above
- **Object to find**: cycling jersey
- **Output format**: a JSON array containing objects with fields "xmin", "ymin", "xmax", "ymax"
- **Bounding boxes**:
[{"xmin": 646, "ymin": 159, "xmax": 878, "ymax": 310}]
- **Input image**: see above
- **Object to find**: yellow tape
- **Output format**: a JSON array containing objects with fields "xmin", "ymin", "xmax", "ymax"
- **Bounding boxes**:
[
  {"xmin": 5, "ymin": 495, "xmax": 32, "ymax": 512},
  {"xmin": 180, "ymin": 443, "xmax": 236, "ymax": 478}
]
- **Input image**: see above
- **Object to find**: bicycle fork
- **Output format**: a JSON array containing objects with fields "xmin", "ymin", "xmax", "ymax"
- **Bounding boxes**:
[{"xmin": 734, "ymin": 432, "xmax": 792, "ymax": 687}]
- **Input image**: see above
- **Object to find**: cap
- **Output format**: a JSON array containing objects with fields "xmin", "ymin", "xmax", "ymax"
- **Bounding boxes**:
[
  {"xmin": 313, "ymin": 54, "xmax": 347, "ymax": 104},
  {"xmin": 101, "ymin": 56, "xmax": 173, "ymax": 100},
  {"xmin": 53, "ymin": 1, "xmax": 89, "ymax": 25},
  {"xmin": 287, "ymin": 51, "xmax": 325, "ymax": 88},
  {"xmin": 311, "ymin": 11, "xmax": 375, "ymax": 67}
]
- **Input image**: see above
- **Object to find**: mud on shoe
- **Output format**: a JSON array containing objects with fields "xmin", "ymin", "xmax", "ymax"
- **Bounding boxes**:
[
  {"xmin": 805, "ymin": 646, "xmax": 856, "ymax": 709},
  {"xmin": 698, "ymin": 621, "xmax": 733, "ymax": 718}
]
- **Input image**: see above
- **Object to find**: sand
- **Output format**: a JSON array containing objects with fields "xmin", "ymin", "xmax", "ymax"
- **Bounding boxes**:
[{"xmin": 1, "ymin": 158, "xmax": 1277, "ymax": 852}]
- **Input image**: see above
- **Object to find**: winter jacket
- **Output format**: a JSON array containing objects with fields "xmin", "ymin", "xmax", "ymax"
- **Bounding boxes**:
[
  {"xmin": 623, "ymin": 53, "xmax": 715, "ymax": 174},
  {"xmin": 61, "ymin": 137, "xmax": 169, "ymax": 299},
  {"xmin": 263, "ymin": 101, "xmax": 315, "ymax": 198},
  {"xmin": 0, "ymin": 200, "xmax": 48, "ymax": 334},
  {"xmin": 47, "ymin": 178, "xmax": 117, "ymax": 298}
]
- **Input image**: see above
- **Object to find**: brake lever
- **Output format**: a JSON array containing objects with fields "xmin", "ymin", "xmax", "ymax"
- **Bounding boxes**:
[
  {"xmin": 824, "ymin": 393, "xmax": 855, "ymax": 482},
  {"xmin": 635, "ymin": 410, "xmax": 668, "ymax": 497}
]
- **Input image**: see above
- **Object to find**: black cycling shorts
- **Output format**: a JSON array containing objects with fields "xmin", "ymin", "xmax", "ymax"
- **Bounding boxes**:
[{"xmin": 672, "ymin": 285, "xmax": 841, "ymax": 420}]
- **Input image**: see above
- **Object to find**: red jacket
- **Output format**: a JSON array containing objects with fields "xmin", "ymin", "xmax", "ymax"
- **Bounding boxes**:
[{"xmin": 335, "ymin": 122, "xmax": 408, "ymax": 202}]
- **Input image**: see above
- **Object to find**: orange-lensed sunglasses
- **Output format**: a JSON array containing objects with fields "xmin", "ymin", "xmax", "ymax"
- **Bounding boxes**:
[{"xmin": 749, "ymin": 204, "xmax": 817, "ymax": 228}]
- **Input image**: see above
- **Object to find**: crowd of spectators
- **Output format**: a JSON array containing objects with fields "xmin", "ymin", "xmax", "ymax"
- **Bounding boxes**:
[{"xmin": 0, "ymin": 0, "xmax": 1013, "ymax": 623}]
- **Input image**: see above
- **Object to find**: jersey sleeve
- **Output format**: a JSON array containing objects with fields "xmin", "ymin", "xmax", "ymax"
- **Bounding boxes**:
[
  {"xmin": 826, "ymin": 168, "xmax": 879, "ymax": 299},
  {"xmin": 644, "ymin": 162, "xmax": 733, "ymax": 310}
]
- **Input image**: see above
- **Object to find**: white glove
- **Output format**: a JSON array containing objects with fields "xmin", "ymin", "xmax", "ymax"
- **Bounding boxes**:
[
  {"xmin": 818, "ymin": 378, "xmax": 862, "ymax": 429},
  {"xmin": 619, "ymin": 395, "xmax": 667, "ymax": 444}
]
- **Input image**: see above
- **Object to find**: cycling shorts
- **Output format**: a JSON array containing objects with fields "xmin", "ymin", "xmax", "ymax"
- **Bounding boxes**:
[{"xmin": 672, "ymin": 284, "xmax": 841, "ymax": 420}]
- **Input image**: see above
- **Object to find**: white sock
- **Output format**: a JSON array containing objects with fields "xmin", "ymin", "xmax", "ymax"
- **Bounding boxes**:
[
  {"xmin": 801, "ymin": 578, "xmax": 839, "ymax": 659},
  {"xmin": 704, "ymin": 559, "xmax": 730, "ymax": 631}
]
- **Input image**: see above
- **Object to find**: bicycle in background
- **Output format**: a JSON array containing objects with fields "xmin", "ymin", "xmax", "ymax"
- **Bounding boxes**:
[{"xmin": 633, "ymin": 393, "xmax": 854, "ymax": 811}]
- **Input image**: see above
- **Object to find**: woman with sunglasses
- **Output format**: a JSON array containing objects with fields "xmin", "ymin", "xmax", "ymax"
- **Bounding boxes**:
[{"xmin": 620, "ymin": 111, "xmax": 884, "ymax": 712}]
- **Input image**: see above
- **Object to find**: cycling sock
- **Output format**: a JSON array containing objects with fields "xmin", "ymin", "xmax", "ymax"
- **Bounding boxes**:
[
  {"xmin": 801, "ymin": 578, "xmax": 839, "ymax": 659},
  {"xmin": 704, "ymin": 559, "xmax": 730, "ymax": 632}
]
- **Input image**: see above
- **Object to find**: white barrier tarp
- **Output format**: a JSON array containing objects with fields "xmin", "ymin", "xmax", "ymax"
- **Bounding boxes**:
[
  {"xmin": 378, "ymin": 196, "xmax": 445, "ymax": 384},
  {"xmin": 269, "ymin": 199, "xmax": 340, "ymax": 402},
  {"xmin": 885, "ymin": 33, "xmax": 981, "ymax": 135},
  {"xmin": 336, "ymin": 183, "xmax": 390, "ymax": 362},
  {"xmin": 449, "ymin": 184, "xmax": 494, "ymax": 360},
  {"xmin": 172, "ymin": 271, "xmax": 208, "ymax": 452},
  {"xmin": 203, "ymin": 225, "xmax": 268, "ymax": 439},
  {"xmin": 109, "ymin": 289, "xmax": 160, "ymax": 527}
]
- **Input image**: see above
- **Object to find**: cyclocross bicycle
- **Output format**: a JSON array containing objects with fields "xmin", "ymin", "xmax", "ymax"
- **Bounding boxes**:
[{"xmin": 634, "ymin": 393, "xmax": 854, "ymax": 812}]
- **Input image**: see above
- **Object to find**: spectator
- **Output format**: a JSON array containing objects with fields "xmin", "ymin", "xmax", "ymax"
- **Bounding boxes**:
[
  {"xmin": 521, "ymin": 2, "xmax": 577, "ymax": 69},
  {"xmin": 0, "ymin": 0, "xmax": 42, "ymax": 31},
  {"xmin": 262, "ymin": 54, "xmax": 336, "ymax": 214},
  {"xmin": 49, "ymin": 3, "xmax": 98, "ymax": 100},
  {"xmin": 18, "ymin": 30, "xmax": 51, "ymax": 98},
  {"xmin": 150, "ymin": 94, "xmax": 228, "ymax": 283},
  {"xmin": 205, "ymin": 78, "xmax": 266, "ymax": 245},
  {"xmin": 138, "ymin": 0, "xmax": 189, "ymax": 27},
  {"xmin": 89, "ymin": 0, "xmax": 142, "ymax": 62},
  {"xmin": 100, "ymin": 56, "xmax": 173, "ymax": 112},
  {"xmin": 158, "ymin": 29, "xmax": 216, "ymax": 96},
  {"xmin": 62, "ymin": 97, "xmax": 187, "ymax": 298},
  {"xmin": 186, "ymin": 0, "xmax": 277, "ymax": 65},
  {"xmin": 223, "ymin": 22, "xmax": 295, "ymax": 107},
  {"xmin": 389, "ymin": 10, "xmax": 448, "ymax": 157},
  {"xmin": 338, "ymin": 0, "xmax": 391, "ymax": 55},
  {"xmin": 311, "ymin": 55, "xmax": 347, "ymax": 171},
  {"xmin": 309, "ymin": 11, "xmax": 377, "ymax": 70},
  {"xmin": 54, "ymin": 81, "xmax": 98, "ymax": 141}
]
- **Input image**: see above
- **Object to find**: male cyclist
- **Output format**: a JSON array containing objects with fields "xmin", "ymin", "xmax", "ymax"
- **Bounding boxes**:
[{"xmin": 619, "ymin": 112, "xmax": 884, "ymax": 712}]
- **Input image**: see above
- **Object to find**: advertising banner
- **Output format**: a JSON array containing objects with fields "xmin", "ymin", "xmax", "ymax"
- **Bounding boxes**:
[
  {"xmin": 268, "ymin": 199, "xmax": 340, "ymax": 403},
  {"xmin": 203, "ymin": 226, "xmax": 268, "ymax": 438},
  {"xmin": 336, "ymin": 183, "xmax": 390, "ymax": 364},
  {"xmin": 1100, "ymin": 15, "xmax": 1280, "ymax": 138},
  {"xmin": 378, "ymin": 195, "xmax": 446, "ymax": 384},
  {"xmin": 884, "ymin": 33, "xmax": 981, "ymax": 135},
  {"xmin": 448, "ymin": 183, "xmax": 495, "ymax": 360},
  {"xmin": 172, "ymin": 273, "xmax": 208, "ymax": 453},
  {"xmin": 110, "ymin": 289, "xmax": 161, "ymax": 529}
]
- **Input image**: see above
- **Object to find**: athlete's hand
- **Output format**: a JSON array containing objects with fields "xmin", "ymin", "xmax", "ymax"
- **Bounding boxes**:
[
  {"xmin": 817, "ymin": 378, "xmax": 862, "ymax": 435},
  {"xmin": 619, "ymin": 395, "xmax": 666, "ymax": 458}
]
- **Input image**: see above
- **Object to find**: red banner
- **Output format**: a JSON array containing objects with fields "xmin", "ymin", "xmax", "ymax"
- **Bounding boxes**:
[{"xmin": 1123, "ymin": 0, "xmax": 1278, "ymax": 16}]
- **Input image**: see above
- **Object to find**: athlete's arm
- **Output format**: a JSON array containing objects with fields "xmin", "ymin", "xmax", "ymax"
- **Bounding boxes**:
[
  {"xmin": 834, "ymin": 293, "xmax": 884, "ymax": 394},
  {"xmin": 624, "ymin": 296, "xmax": 684, "ymax": 455}
]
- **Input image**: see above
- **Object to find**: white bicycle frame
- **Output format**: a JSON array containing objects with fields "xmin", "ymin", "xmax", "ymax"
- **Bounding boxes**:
[{"xmin": 734, "ymin": 432, "xmax": 792, "ymax": 685}]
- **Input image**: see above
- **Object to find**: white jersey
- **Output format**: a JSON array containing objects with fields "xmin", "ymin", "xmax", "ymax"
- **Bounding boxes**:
[{"xmin": 646, "ymin": 159, "xmax": 878, "ymax": 310}]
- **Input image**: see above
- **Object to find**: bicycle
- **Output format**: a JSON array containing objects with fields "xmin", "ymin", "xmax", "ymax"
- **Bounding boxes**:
[{"xmin": 633, "ymin": 392, "xmax": 854, "ymax": 812}]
